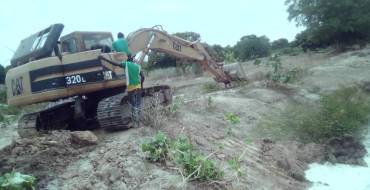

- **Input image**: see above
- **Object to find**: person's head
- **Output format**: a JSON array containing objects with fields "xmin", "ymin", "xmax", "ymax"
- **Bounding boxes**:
[
  {"xmin": 127, "ymin": 54, "xmax": 133, "ymax": 62},
  {"xmin": 117, "ymin": 32, "xmax": 124, "ymax": 39}
]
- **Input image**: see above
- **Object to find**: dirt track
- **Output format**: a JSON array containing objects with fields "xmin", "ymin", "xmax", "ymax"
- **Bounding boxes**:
[{"xmin": 1, "ymin": 47, "xmax": 370, "ymax": 189}]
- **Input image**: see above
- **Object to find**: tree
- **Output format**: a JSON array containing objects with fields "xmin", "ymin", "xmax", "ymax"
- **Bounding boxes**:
[
  {"xmin": 234, "ymin": 35, "xmax": 271, "ymax": 61},
  {"xmin": 0, "ymin": 65, "xmax": 5, "ymax": 84},
  {"xmin": 173, "ymin": 32, "xmax": 201, "ymax": 42},
  {"xmin": 286, "ymin": 0, "xmax": 370, "ymax": 48},
  {"xmin": 271, "ymin": 38, "xmax": 289, "ymax": 50}
]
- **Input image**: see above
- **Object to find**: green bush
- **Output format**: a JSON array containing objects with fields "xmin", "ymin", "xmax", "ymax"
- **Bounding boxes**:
[
  {"xmin": 171, "ymin": 136, "xmax": 223, "ymax": 181},
  {"xmin": 0, "ymin": 172, "xmax": 36, "ymax": 190},
  {"xmin": 265, "ymin": 55, "xmax": 300, "ymax": 84},
  {"xmin": 224, "ymin": 113, "xmax": 240, "ymax": 124},
  {"xmin": 141, "ymin": 132, "xmax": 170, "ymax": 162},
  {"xmin": 141, "ymin": 133, "xmax": 223, "ymax": 181},
  {"xmin": 257, "ymin": 86, "xmax": 370, "ymax": 142}
]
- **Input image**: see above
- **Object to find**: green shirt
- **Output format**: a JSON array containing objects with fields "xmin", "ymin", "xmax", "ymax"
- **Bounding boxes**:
[
  {"xmin": 112, "ymin": 38, "xmax": 131, "ymax": 55},
  {"xmin": 122, "ymin": 61, "xmax": 141, "ymax": 90}
]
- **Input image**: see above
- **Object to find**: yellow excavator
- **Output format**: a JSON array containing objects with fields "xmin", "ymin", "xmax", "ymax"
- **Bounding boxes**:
[{"xmin": 5, "ymin": 24, "xmax": 246, "ymax": 132}]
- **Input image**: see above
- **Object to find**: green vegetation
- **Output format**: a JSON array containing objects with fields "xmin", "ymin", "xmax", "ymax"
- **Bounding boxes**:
[
  {"xmin": 0, "ymin": 172, "xmax": 36, "ymax": 190},
  {"xmin": 141, "ymin": 132, "xmax": 170, "ymax": 162},
  {"xmin": 257, "ymin": 86, "xmax": 370, "ymax": 142},
  {"xmin": 202, "ymin": 83, "xmax": 220, "ymax": 93},
  {"xmin": 171, "ymin": 136, "xmax": 223, "ymax": 181},
  {"xmin": 168, "ymin": 96, "xmax": 185, "ymax": 115},
  {"xmin": 0, "ymin": 88, "xmax": 20, "ymax": 125},
  {"xmin": 271, "ymin": 38, "xmax": 289, "ymax": 50},
  {"xmin": 265, "ymin": 55, "xmax": 300, "ymax": 84},
  {"xmin": 286, "ymin": 0, "xmax": 370, "ymax": 50},
  {"xmin": 227, "ymin": 156, "xmax": 244, "ymax": 177},
  {"xmin": 234, "ymin": 35, "xmax": 271, "ymax": 61},
  {"xmin": 141, "ymin": 132, "xmax": 223, "ymax": 182},
  {"xmin": 224, "ymin": 113, "xmax": 240, "ymax": 124}
]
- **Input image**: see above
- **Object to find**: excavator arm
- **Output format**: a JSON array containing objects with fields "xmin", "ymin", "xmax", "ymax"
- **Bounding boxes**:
[{"xmin": 125, "ymin": 26, "xmax": 246, "ymax": 84}]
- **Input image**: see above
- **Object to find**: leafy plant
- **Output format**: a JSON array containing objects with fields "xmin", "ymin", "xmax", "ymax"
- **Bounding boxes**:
[
  {"xmin": 224, "ymin": 113, "xmax": 240, "ymax": 124},
  {"xmin": 141, "ymin": 132, "xmax": 170, "ymax": 161},
  {"xmin": 0, "ymin": 172, "xmax": 36, "ymax": 190},
  {"xmin": 227, "ymin": 156, "xmax": 244, "ymax": 177},
  {"xmin": 265, "ymin": 55, "xmax": 299, "ymax": 84},
  {"xmin": 142, "ymin": 133, "xmax": 223, "ymax": 182},
  {"xmin": 171, "ymin": 137, "xmax": 223, "ymax": 181}
]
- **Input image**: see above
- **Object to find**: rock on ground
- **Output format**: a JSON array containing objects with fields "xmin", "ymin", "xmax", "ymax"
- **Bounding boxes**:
[{"xmin": 70, "ymin": 131, "xmax": 98, "ymax": 146}]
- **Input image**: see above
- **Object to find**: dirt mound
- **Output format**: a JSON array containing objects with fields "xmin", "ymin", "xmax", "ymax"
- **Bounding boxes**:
[
  {"xmin": 0, "ymin": 130, "xmax": 96, "ymax": 188},
  {"xmin": 260, "ymin": 139, "xmax": 325, "ymax": 182},
  {"xmin": 326, "ymin": 135, "xmax": 367, "ymax": 165},
  {"xmin": 46, "ymin": 129, "xmax": 189, "ymax": 190}
]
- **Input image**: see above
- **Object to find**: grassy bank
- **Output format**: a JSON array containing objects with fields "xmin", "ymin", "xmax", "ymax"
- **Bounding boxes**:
[{"xmin": 257, "ymin": 86, "xmax": 370, "ymax": 143}]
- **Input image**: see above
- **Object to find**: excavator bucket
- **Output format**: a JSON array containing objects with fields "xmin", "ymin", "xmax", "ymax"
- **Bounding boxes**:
[{"xmin": 223, "ymin": 62, "xmax": 247, "ymax": 81}]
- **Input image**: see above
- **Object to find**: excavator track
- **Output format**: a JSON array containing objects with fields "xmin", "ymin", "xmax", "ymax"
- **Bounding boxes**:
[
  {"xmin": 17, "ymin": 99, "xmax": 76, "ymax": 137},
  {"xmin": 17, "ymin": 112, "xmax": 40, "ymax": 138},
  {"xmin": 97, "ymin": 85, "xmax": 172, "ymax": 130}
]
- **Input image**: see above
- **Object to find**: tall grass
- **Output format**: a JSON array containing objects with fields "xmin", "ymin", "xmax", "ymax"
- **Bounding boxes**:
[{"xmin": 257, "ymin": 86, "xmax": 370, "ymax": 143}]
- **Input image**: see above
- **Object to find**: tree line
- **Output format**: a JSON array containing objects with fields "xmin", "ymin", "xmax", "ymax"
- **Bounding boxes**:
[
  {"xmin": 149, "ymin": 0, "xmax": 370, "ymax": 68},
  {"xmin": 1, "ymin": 0, "xmax": 369, "ymax": 82}
]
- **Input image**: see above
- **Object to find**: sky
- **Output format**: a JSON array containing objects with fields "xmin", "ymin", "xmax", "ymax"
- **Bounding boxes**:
[{"xmin": 0, "ymin": 0, "xmax": 303, "ymax": 66}]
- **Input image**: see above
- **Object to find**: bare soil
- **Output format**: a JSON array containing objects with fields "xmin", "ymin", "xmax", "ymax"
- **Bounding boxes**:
[{"xmin": 1, "ymin": 47, "xmax": 370, "ymax": 189}]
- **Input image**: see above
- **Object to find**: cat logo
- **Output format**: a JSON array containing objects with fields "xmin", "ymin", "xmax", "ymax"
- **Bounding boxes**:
[{"xmin": 11, "ymin": 77, "xmax": 24, "ymax": 96}]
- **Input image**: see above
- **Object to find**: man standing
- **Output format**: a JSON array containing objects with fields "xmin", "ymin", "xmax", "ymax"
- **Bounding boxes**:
[
  {"xmin": 124, "ymin": 55, "xmax": 144, "ymax": 127},
  {"xmin": 112, "ymin": 32, "xmax": 131, "ymax": 55},
  {"xmin": 99, "ymin": 54, "xmax": 144, "ymax": 127}
]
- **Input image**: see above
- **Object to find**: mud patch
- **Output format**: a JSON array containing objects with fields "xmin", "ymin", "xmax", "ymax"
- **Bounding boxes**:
[{"xmin": 0, "ymin": 130, "xmax": 96, "ymax": 188}]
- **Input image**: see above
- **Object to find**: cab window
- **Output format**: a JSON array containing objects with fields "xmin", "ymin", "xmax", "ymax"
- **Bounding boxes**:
[{"xmin": 62, "ymin": 38, "xmax": 77, "ymax": 53}]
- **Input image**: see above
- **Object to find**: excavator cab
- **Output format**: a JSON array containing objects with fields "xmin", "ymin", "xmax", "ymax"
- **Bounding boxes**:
[
  {"xmin": 60, "ymin": 32, "xmax": 113, "ymax": 54},
  {"xmin": 10, "ymin": 24, "xmax": 64, "ymax": 67}
]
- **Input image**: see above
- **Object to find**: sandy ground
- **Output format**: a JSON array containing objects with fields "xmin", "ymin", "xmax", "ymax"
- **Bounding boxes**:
[{"xmin": 1, "ymin": 47, "xmax": 370, "ymax": 189}]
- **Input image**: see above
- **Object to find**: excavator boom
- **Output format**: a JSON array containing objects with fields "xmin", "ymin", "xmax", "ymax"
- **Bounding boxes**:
[{"xmin": 125, "ymin": 26, "xmax": 246, "ymax": 84}]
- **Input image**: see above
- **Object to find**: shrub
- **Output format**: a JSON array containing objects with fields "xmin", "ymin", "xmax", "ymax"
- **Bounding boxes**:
[
  {"xmin": 224, "ymin": 113, "xmax": 240, "ymax": 124},
  {"xmin": 171, "ymin": 136, "xmax": 223, "ymax": 181},
  {"xmin": 257, "ymin": 86, "xmax": 370, "ymax": 142},
  {"xmin": 141, "ymin": 133, "xmax": 223, "ymax": 182},
  {"xmin": 265, "ymin": 55, "xmax": 300, "ymax": 84},
  {"xmin": 0, "ymin": 172, "xmax": 36, "ymax": 190},
  {"xmin": 141, "ymin": 132, "xmax": 170, "ymax": 162}
]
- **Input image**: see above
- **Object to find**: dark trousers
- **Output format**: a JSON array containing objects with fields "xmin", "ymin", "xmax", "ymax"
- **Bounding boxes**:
[{"xmin": 128, "ymin": 89, "xmax": 142, "ymax": 123}]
